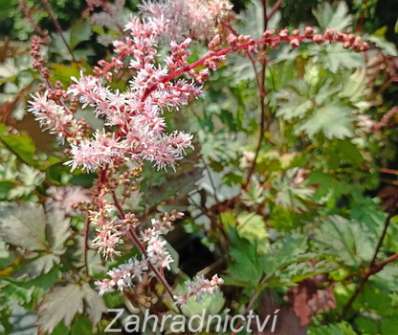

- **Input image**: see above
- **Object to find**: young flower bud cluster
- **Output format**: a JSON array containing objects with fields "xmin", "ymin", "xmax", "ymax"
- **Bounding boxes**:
[
  {"xmin": 95, "ymin": 257, "xmax": 149, "ymax": 295},
  {"xmin": 176, "ymin": 274, "xmax": 224, "ymax": 305},
  {"xmin": 31, "ymin": 35, "xmax": 49, "ymax": 81},
  {"xmin": 95, "ymin": 211, "xmax": 181, "ymax": 293},
  {"xmin": 262, "ymin": 27, "xmax": 369, "ymax": 51}
]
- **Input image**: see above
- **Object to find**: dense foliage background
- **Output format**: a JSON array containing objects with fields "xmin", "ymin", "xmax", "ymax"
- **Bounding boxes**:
[{"xmin": 0, "ymin": 0, "xmax": 398, "ymax": 334}]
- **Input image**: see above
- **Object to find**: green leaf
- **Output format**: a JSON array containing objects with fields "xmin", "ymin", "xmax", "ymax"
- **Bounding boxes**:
[
  {"xmin": 238, "ymin": 0, "xmax": 280, "ymax": 39},
  {"xmin": 307, "ymin": 171, "xmax": 351, "ymax": 205},
  {"xmin": 297, "ymin": 103, "xmax": 353, "ymax": 139},
  {"xmin": 0, "ymin": 203, "xmax": 72, "ymax": 278},
  {"xmin": 0, "ymin": 279, "xmax": 34, "ymax": 304},
  {"xmin": 237, "ymin": 212, "xmax": 268, "ymax": 252},
  {"xmin": 223, "ymin": 220, "xmax": 265, "ymax": 287},
  {"xmin": 0, "ymin": 0, "xmax": 16, "ymax": 20},
  {"xmin": 0, "ymin": 203, "xmax": 47, "ymax": 251},
  {"xmin": 0, "ymin": 124, "xmax": 37, "ymax": 167},
  {"xmin": 323, "ymin": 140, "xmax": 364, "ymax": 169},
  {"xmin": 0, "ymin": 203, "xmax": 72, "ymax": 256},
  {"xmin": 69, "ymin": 20, "xmax": 92, "ymax": 49},
  {"xmin": 309, "ymin": 321, "xmax": 357, "ymax": 335},
  {"xmin": 381, "ymin": 317, "xmax": 398, "ymax": 335},
  {"xmin": 0, "ymin": 124, "xmax": 61, "ymax": 170},
  {"xmin": 50, "ymin": 63, "xmax": 82, "ymax": 86},
  {"xmin": 315, "ymin": 215, "xmax": 375, "ymax": 267},
  {"xmin": 275, "ymin": 81, "xmax": 313, "ymax": 121},
  {"xmin": 310, "ymin": 44, "xmax": 364, "ymax": 73},
  {"xmin": 0, "ymin": 181, "xmax": 14, "ymax": 200},
  {"xmin": 313, "ymin": 1, "xmax": 352, "ymax": 31},
  {"xmin": 71, "ymin": 316, "xmax": 92, "ymax": 335},
  {"xmin": 273, "ymin": 169, "xmax": 314, "ymax": 212},
  {"xmin": 367, "ymin": 35, "xmax": 398, "ymax": 56},
  {"xmin": 262, "ymin": 235, "xmax": 309, "ymax": 278},
  {"xmin": 355, "ymin": 316, "xmax": 379, "ymax": 335}
]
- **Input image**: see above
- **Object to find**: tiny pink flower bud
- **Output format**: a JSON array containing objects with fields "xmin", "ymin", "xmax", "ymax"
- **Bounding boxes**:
[
  {"xmin": 279, "ymin": 29, "xmax": 289, "ymax": 38},
  {"xmin": 304, "ymin": 26, "xmax": 314, "ymax": 37},
  {"xmin": 313, "ymin": 34, "xmax": 324, "ymax": 44},
  {"xmin": 290, "ymin": 38, "xmax": 300, "ymax": 48}
]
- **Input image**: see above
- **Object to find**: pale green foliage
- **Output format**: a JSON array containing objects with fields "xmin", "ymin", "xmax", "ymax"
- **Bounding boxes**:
[
  {"xmin": 313, "ymin": 1, "xmax": 352, "ymax": 31},
  {"xmin": 274, "ymin": 63, "xmax": 370, "ymax": 140}
]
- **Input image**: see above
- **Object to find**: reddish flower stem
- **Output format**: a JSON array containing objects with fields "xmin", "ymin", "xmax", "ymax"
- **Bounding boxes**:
[
  {"xmin": 142, "ymin": 31, "xmax": 368, "ymax": 102},
  {"xmin": 111, "ymin": 190, "xmax": 182, "ymax": 312}
]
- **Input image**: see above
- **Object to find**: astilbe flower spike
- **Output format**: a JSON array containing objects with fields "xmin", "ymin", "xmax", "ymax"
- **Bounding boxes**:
[{"xmin": 29, "ymin": 0, "xmax": 369, "ymax": 304}]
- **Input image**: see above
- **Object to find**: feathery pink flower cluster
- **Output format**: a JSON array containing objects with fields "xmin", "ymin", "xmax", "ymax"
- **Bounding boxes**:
[
  {"xmin": 90, "ymin": 203, "xmax": 123, "ymax": 259},
  {"xmin": 95, "ymin": 257, "xmax": 148, "ymax": 295},
  {"xmin": 30, "ymin": 15, "xmax": 202, "ymax": 172}
]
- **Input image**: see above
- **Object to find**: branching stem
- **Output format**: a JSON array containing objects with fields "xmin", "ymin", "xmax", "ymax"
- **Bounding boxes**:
[
  {"xmin": 111, "ymin": 190, "xmax": 182, "ymax": 312},
  {"xmin": 342, "ymin": 213, "xmax": 396, "ymax": 315},
  {"xmin": 40, "ymin": 0, "xmax": 76, "ymax": 62}
]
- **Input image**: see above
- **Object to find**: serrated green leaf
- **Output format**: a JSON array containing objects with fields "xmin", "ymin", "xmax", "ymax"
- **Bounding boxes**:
[
  {"xmin": 315, "ymin": 215, "xmax": 374, "ymax": 267},
  {"xmin": 297, "ymin": 103, "xmax": 353, "ymax": 139},
  {"xmin": 237, "ymin": 212, "xmax": 268, "ymax": 249},
  {"xmin": 307, "ymin": 171, "xmax": 351, "ymax": 205},
  {"xmin": 262, "ymin": 235, "xmax": 309, "ymax": 277},
  {"xmin": 0, "ymin": 124, "xmax": 61, "ymax": 170},
  {"xmin": 223, "ymin": 225, "xmax": 265, "ymax": 287},
  {"xmin": 367, "ymin": 35, "xmax": 398, "ymax": 56},
  {"xmin": 276, "ymin": 81, "xmax": 313, "ymax": 121},
  {"xmin": 313, "ymin": 1, "xmax": 352, "ymax": 31},
  {"xmin": 273, "ymin": 169, "xmax": 314, "ymax": 212}
]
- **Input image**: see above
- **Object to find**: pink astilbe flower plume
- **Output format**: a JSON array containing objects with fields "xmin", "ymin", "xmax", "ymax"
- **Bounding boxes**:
[
  {"xmin": 29, "ymin": 92, "xmax": 74, "ymax": 139},
  {"xmin": 66, "ymin": 131, "xmax": 126, "ymax": 172}
]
